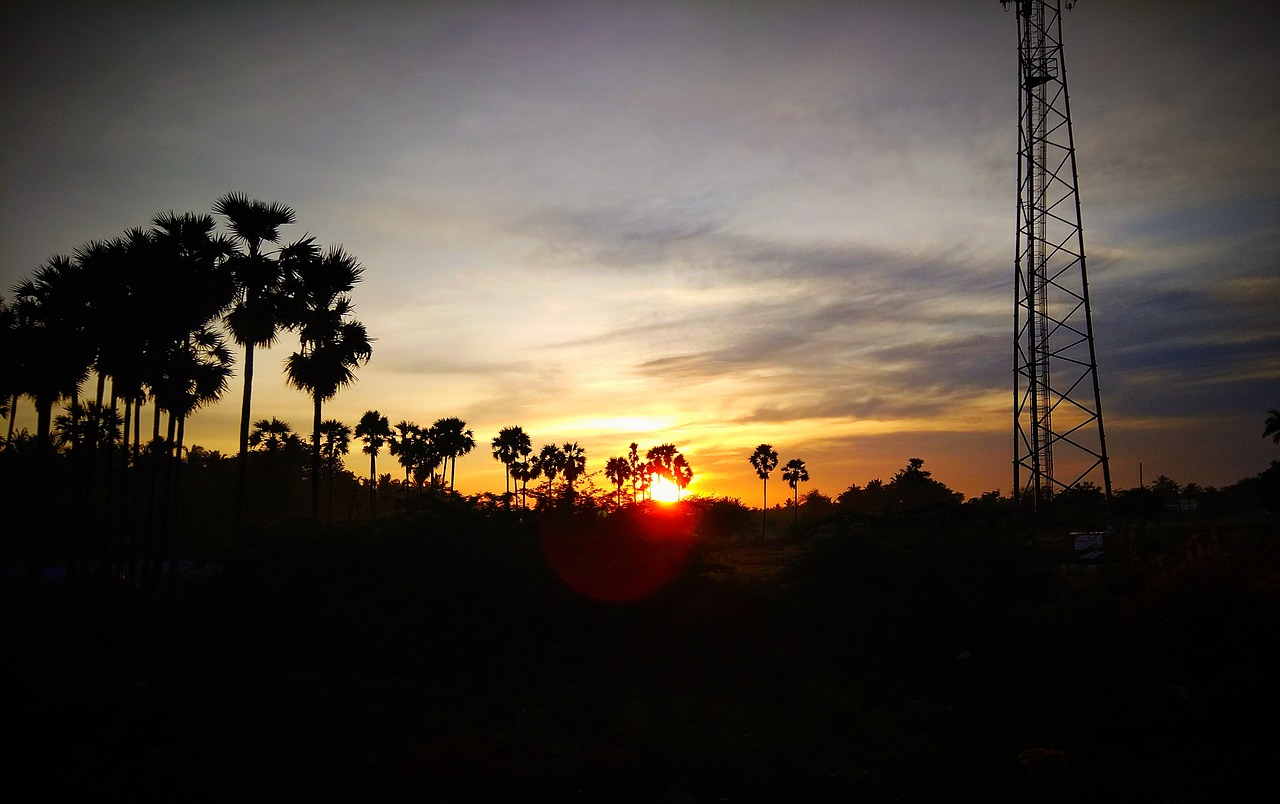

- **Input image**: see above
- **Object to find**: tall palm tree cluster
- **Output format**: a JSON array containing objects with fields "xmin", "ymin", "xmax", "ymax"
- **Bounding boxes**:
[
  {"xmin": 382, "ymin": 417, "xmax": 476, "ymax": 496},
  {"xmin": 596, "ymin": 442, "xmax": 695, "ymax": 507},
  {"xmin": 748, "ymin": 444, "xmax": 810, "ymax": 533},
  {"xmin": 0, "ymin": 194, "xmax": 372, "ymax": 581}
]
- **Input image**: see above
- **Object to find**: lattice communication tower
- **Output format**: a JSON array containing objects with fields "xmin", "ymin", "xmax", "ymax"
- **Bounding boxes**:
[{"xmin": 1003, "ymin": 0, "xmax": 1112, "ymax": 517}]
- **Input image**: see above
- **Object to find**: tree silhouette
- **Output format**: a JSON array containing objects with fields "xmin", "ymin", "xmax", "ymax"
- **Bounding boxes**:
[
  {"xmin": 511, "ymin": 457, "xmax": 539, "ymax": 510},
  {"xmin": 627, "ymin": 442, "xmax": 648, "ymax": 502},
  {"xmin": 355, "ymin": 410, "xmax": 391, "ymax": 515},
  {"xmin": 534, "ymin": 443, "xmax": 565, "ymax": 504},
  {"xmin": 214, "ymin": 192, "xmax": 298, "ymax": 525},
  {"xmin": 646, "ymin": 443, "xmax": 678, "ymax": 491},
  {"xmin": 140, "ymin": 211, "xmax": 238, "ymax": 583},
  {"xmin": 749, "ymin": 443, "xmax": 779, "ymax": 538},
  {"xmin": 673, "ymin": 453, "xmax": 694, "ymax": 500},
  {"xmin": 561, "ymin": 441, "xmax": 587, "ymax": 497},
  {"xmin": 388, "ymin": 420, "xmax": 420, "ymax": 492},
  {"xmin": 491, "ymin": 425, "xmax": 532, "ymax": 506},
  {"xmin": 886, "ymin": 457, "xmax": 962, "ymax": 510},
  {"xmin": 782, "ymin": 457, "xmax": 809, "ymax": 526},
  {"xmin": 605, "ymin": 456, "xmax": 632, "ymax": 508},
  {"xmin": 250, "ymin": 417, "xmax": 302, "ymax": 453},
  {"xmin": 282, "ymin": 245, "xmax": 372, "ymax": 518},
  {"xmin": 10, "ymin": 255, "xmax": 94, "ymax": 447},
  {"xmin": 1265, "ymin": 409, "xmax": 1280, "ymax": 444},
  {"xmin": 432, "ymin": 417, "xmax": 474, "ymax": 494},
  {"xmin": 54, "ymin": 401, "xmax": 122, "ymax": 452},
  {"xmin": 318, "ymin": 418, "xmax": 351, "ymax": 520}
]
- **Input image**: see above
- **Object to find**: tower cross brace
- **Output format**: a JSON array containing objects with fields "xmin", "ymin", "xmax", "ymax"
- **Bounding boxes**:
[{"xmin": 1003, "ymin": 0, "xmax": 1112, "ymax": 518}]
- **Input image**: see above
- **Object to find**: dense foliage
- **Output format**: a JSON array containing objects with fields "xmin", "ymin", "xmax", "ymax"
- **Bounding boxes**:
[{"xmin": 3, "ymin": 481, "xmax": 1278, "ymax": 800}]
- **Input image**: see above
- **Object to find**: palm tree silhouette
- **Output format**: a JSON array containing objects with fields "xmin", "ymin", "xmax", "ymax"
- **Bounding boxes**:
[
  {"xmin": 534, "ymin": 443, "xmax": 565, "ymax": 504},
  {"xmin": 10, "ymin": 255, "xmax": 94, "ymax": 446},
  {"xmin": 605, "ymin": 456, "xmax": 632, "ymax": 508},
  {"xmin": 282, "ymin": 245, "xmax": 372, "ymax": 519},
  {"xmin": 673, "ymin": 453, "xmax": 693, "ymax": 500},
  {"xmin": 432, "ymin": 417, "xmax": 474, "ymax": 494},
  {"xmin": 1265, "ymin": 409, "xmax": 1280, "ymax": 444},
  {"xmin": 491, "ymin": 425, "xmax": 532, "ymax": 506},
  {"xmin": 627, "ymin": 442, "xmax": 647, "ymax": 502},
  {"xmin": 215, "ymin": 193, "xmax": 298, "ymax": 523},
  {"xmin": 54, "ymin": 401, "xmax": 122, "ymax": 452},
  {"xmin": 782, "ymin": 457, "xmax": 809, "ymax": 526},
  {"xmin": 250, "ymin": 417, "xmax": 300, "ymax": 452},
  {"xmin": 388, "ymin": 420, "xmax": 420, "ymax": 492},
  {"xmin": 750, "ymin": 443, "xmax": 779, "ymax": 538},
  {"xmin": 140, "ymin": 211, "xmax": 238, "ymax": 582},
  {"xmin": 318, "ymin": 418, "xmax": 351, "ymax": 520},
  {"xmin": 355, "ymin": 410, "xmax": 391, "ymax": 515},
  {"xmin": 511, "ymin": 457, "xmax": 539, "ymax": 510},
  {"xmin": 646, "ymin": 443, "xmax": 678, "ymax": 487},
  {"xmin": 561, "ymin": 441, "xmax": 587, "ymax": 498}
]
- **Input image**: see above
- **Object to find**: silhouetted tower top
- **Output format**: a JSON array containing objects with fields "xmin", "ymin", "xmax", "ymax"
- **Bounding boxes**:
[{"xmin": 1001, "ymin": 0, "xmax": 1112, "ymax": 524}]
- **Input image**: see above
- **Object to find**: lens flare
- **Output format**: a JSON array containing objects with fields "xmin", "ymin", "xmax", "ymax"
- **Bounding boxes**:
[{"xmin": 539, "ymin": 504, "xmax": 695, "ymax": 602}]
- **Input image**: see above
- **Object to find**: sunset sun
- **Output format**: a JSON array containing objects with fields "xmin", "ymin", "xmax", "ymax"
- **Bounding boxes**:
[{"xmin": 649, "ymin": 474, "xmax": 682, "ymax": 503}]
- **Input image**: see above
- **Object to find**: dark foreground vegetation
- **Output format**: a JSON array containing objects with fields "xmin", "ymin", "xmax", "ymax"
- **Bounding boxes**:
[{"xmin": 5, "ymin": 489, "xmax": 1279, "ymax": 803}]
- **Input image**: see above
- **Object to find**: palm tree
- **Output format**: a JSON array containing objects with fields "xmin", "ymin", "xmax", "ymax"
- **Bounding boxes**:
[
  {"xmin": 355, "ymin": 410, "xmax": 391, "ymax": 515},
  {"xmin": 318, "ymin": 418, "xmax": 351, "ymax": 520},
  {"xmin": 283, "ymin": 245, "xmax": 372, "ymax": 518},
  {"xmin": 121, "ymin": 211, "xmax": 236, "ymax": 584},
  {"xmin": 781, "ymin": 457, "xmax": 809, "ymax": 526},
  {"xmin": 511, "ymin": 457, "xmax": 539, "ymax": 510},
  {"xmin": 534, "ymin": 443, "xmax": 565, "ymax": 504},
  {"xmin": 646, "ymin": 443, "xmax": 678, "ymax": 486},
  {"xmin": 9, "ymin": 255, "xmax": 95, "ymax": 447},
  {"xmin": 250, "ymin": 417, "xmax": 301, "ymax": 452},
  {"xmin": 673, "ymin": 453, "xmax": 693, "ymax": 500},
  {"xmin": 404, "ymin": 429, "xmax": 443, "ymax": 492},
  {"xmin": 389, "ymin": 420, "xmax": 421, "ymax": 491},
  {"xmin": 54, "ymin": 401, "xmax": 123, "ymax": 452},
  {"xmin": 432, "ymin": 417, "xmax": 474, "ymax": 493},
  {"xmin": 215, "ymin": 193, "xmax": 297, "ymax": 523},
  {"xmin": 561, "ymin": 441, "xmax": 587, "ymax": 498},
  {"xmin": 627, "ymin": 442, "xmax": 646, "ymax": 502},
  {"xmin": 604, "ymin": 456, "xmax": 632, "ymax": 508},
  {"xmin": 749, "ymin": 443, "xmax": 779, "ymax": 538},
  {"xmin": 1265, "ymin": 409, "xmax": 1280, "ymax": 444},
  {"xmin": 491, "ymin": 425, "xmax": 532, "ymax": 506}
]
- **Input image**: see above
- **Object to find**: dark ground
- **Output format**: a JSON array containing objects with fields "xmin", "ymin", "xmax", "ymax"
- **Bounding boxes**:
[{"xmin": 5, "ymin": 505, "xmax": 1279, "ymax": 802}]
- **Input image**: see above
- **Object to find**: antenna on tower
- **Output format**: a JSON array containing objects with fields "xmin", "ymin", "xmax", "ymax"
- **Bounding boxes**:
[{"xmin": 1001, "ymin": 0, "xmax": 1112, "ymax": 525}]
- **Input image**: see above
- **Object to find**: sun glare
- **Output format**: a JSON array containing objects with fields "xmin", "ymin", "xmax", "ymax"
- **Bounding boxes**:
[{"xmin": 649, "ymin": 474, "xmax": 682, "ymax": 504}]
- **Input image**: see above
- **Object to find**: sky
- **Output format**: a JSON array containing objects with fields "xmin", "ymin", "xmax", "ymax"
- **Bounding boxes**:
[{"xmin": 3, "ymin": 0, "xmax": 1278, "ymax": 504}]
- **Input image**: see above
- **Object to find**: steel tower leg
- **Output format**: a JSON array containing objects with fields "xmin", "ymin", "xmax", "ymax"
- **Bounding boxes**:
[{"xmin": 1004, "ymin": 0, "xmax": 1112, "ymax": 525}]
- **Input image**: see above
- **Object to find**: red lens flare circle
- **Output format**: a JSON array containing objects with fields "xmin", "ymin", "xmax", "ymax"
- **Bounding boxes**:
[{"xmin": 539, "ymin": 504, "xmax": 696, "ymax": 603}]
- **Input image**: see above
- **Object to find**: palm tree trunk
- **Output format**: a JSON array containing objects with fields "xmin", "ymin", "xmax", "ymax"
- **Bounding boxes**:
[
  {"xmin": 168, "ymin": 414, "xmax": 186, "ymax": 582},
  {"xmin": 311, "ymin": 394, "xmax": 322, "ymax": 519},
  {"xmin": 236, "ymin": 342, "xmax": 255, "ymax": 527},
  {"xmin": 369, "ymin": 451, "xmax": 377, "ymax": 516},
  {"xmin": 102, "ymin": 386, "xmax": 118, "ymax": 579},
  {"xmin": 761, "ymin": 478, "xmax": 768, "ymax": 540},
  {"xmin": 5, "ymin": 391, "xmax": 17, "ymax": 446},
  {"xmin": 328, "ymin": 454, "xmax": 335, "ymax": 522},
  {"xmin": 35, "ymin": 395, "xmax": 54, "ymax": 446}
]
